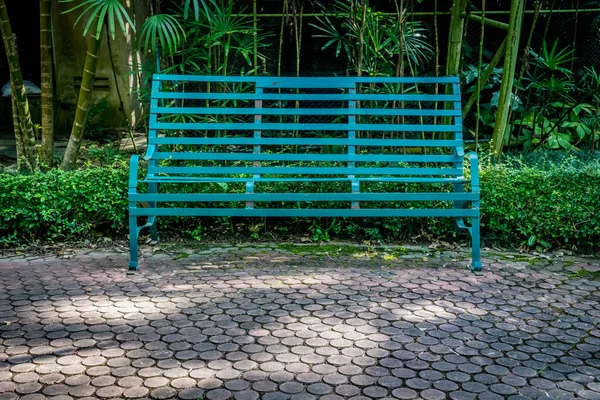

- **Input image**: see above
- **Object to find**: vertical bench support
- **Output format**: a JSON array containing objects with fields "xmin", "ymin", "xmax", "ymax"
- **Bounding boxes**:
[
  {"xmin": 348, "ymin": 84, "xmax": 360, "ymax": 209},
  {"xmin": 147, "ymin": 79, "xmax": 161, "ymax": 242},
  {"xmin": 451, "ymin": 82, "xmax": 465, "ymax": 225},
  {"xmin": 128, "ymin": 155, "xmax": 140, "ymax": 271},
  {"xmin": 469, "ymin": 153, "xmax": 482, "ymax": 272},
  {"xmin": 247, "ymin": 86, "xmax": 262, "ymax": 209}
]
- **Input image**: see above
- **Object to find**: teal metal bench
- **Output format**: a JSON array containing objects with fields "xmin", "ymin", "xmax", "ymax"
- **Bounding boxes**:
[{"xmin": 128, "ymin": 75, "xmax": 481, "ymax": 272}]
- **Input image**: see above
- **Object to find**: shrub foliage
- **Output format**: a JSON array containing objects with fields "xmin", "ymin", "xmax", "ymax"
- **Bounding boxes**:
[{"xmin": 1, "ymin": 158, "xmax": 599, "ymax": 252}]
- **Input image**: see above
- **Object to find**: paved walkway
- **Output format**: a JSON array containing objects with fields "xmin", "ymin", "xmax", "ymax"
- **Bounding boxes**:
[{"xmin": 0, "ymin": 244, "xmax": 599, "ymax": 400}]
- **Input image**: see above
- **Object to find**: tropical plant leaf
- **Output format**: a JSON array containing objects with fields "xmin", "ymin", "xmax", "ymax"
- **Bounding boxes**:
[
  {"xmin": 61, "ymin": 0, "xmax": 134, "ymax": 38},
  {"xmin": 139, "ymin": 14, "xmax": 185, "ymax": 55}
]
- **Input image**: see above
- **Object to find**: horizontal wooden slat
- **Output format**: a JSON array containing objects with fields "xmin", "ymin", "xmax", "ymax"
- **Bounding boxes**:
[
  {"xmin": 131, "ymin": 193, "xmax": 478, "ymax": 202},
  {"xmin": 130, "ymin": 208, "xmax": 479, "ymax": 218},
  {"xmin": 152, "ymin": 152, "xmax": 461, "ymax": 163},
  {"xmin": 149, "ymin": 166, "xmax": 463, "ymax": 175},
  {"xmin": 150, "ymin": 138, "xmax": 463, "ymax": 147},
  {"xmin": 151, "ymin": 107, "xmax": 462, "ymax": 117},
  {"xmin": 154, "ymin": 74, "xmax": 460, "ymax": 85},
  {"xmin": 152, "ymin": 92, "xmax": 460, "ymax": 102},
  {"xmin": 151, "ymin": 122, "xmax": 461, "ymax": 132}
]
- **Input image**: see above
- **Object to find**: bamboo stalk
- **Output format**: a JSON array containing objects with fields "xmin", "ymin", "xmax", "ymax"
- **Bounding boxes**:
[
  {"xmin": 509, "ymin": 1, "xmax": 541, "ymax": 149},
  {"xmin": 467, "ymin": 14, "xmax": 508, "ymax": 30},
  {"xmin": 61, "ymin": 30, "xmax": 102, "ymax": 170},
  {"xmin": 490, "ymin": 0, "xmax": 525, "ymax": 162},
  {"xmin": 10, "ymin": 92, "xmax": 24, "ymax": 169},
  {"xmin": 446, "ymin": 0, "xmax": 467, "ymax": 77},
  {"xmin": 228, "ymin": 8, "xmax": 600, "ymax": 18},
  {"xmin": 253, "ymin": 0, "xmax": 257, "ymax": 74},
  {"xmin": 475, "ymin": 0, "xmax": 486, "ymax": 148},
  {"xmin": 0, "ymin": 0, "xmax": 37, "ymax": 170},
  {"xmin": 40, "ymin": 0, "xmax": 54, "ymax": 167}
]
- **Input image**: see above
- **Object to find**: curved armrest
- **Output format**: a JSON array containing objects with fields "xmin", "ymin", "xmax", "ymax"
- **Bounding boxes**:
[
  {"xmin": 143, "ymin": 145, "xmax": 157, "ymax": 161},
  {"xmin": 467, "ymin": 152, "xmax": 480, "ymax": 191},
  {"xmin": 129, "ymin": 155, "xmax": 140, "ymax": 190}
]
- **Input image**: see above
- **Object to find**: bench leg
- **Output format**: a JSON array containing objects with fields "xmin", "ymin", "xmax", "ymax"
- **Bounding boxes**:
[
  {"xmin": 128, "ymin": 216, "xmax": 139, "ymax": 271},
  {"xmin": 471, "ymin": 217, "xmax": 482, "ymax": 272},
  {"xmin": 148, "ymin": 183, "xmax": 159, "ymax": 242}
]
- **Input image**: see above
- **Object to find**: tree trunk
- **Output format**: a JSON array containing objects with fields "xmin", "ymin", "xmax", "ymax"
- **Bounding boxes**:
[
  {"xmin": 0, "ymin": 0, "xmax": 37, "ymax": 170},
  {"xmin": 445, "ymin": 0, "xmax": 468, "ymax": 77},
  {"xmin": 10, "ymin": 93, "xmax": 24, "ymax": 168},
  {"xmin": 490, "ymin": 0, "xmax": 525, "ymax": 162},
  {"xmin": 40, "ymin": 0, "xmax": 54, "ymax": 167},
  {"xmin": 61, "ymin": 31, "xmax": 102, "ymax": 171}
]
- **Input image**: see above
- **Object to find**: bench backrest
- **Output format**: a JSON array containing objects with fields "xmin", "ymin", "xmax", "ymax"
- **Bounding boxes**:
[{"xmin": 146, "ymin": 75, "xmax": 464, "ymax": 177}]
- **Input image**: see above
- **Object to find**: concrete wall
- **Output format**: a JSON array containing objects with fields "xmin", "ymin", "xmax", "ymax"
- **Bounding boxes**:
[{"xmin": 52, "ymin": 0, "xmax": 148, "ymax": 134}]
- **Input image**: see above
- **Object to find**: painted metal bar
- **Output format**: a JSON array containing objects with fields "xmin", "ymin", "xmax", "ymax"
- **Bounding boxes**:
[
  {"xmin": 469, "ymin": 152, "xmax": 482, "ymax": 272},
  {"xmin": 149, "ymin": 166, "xmax": 463, "ymax": 175},
  {"xmin": 144, "ymin": 80, "xmax": 161, "ymax": 160},
  {"xmin": 128, "ymin": 154, "xmax": 140, "ymax": 271},
  {"xmin": 348, "ymin": 85, "xmax": 359, "ymax": 210},
  {"xmin": 152, "ymin": 122, "xmax": 461, "ymax": 132},
  {"xmin": 452, "ymin": 82, "xmax": 466, "ymax": 217},
  {"xmin": 152, "ymin": 92, "xmax": 461, "ymax": 102},
  {"xmin": 247, "ymin": 86, "xmax": 262, "ymax": 209},
  {"xmin": 131, "ymin": 193, "xmax": 479, "ymax": 202},
  {"xmin": 130, "ymin": 208, "xmax": 480, "ymax": 218},
  {"xmin": 150, "ymin": 138, "xmax": 463, "ymax": 147},
  {"xmin": 152, "ymin": 107, "xmax": 462, "ymax": 117},
  {"xmin": 154, "ymin": 75, "xmax": 460, "ymax": 84},
  {"xmin": 128, "ymin": 155, "xmax": 139, "ymax": 188},
  {"xmin": 152, "ymin": 153, "xmax": 461, "ymax": 162},
  {"xmin": 143, "ymin": 177, "xmax": 469, "ymax": 183}
]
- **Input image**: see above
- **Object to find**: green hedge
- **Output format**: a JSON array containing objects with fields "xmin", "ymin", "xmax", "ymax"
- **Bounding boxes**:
[
  {"xmin": 1, "ymin": 157, "xmax": 599, "ymax": 251},
  {"xmin": 0, "ymin": 163, "xmax": 128, "ymax": 243},
  {"xmin": 481, "ymin": 159, "xmax": 600, "ymax": 251}
]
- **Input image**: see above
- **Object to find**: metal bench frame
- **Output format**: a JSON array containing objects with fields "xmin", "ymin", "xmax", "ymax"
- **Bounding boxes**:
[{"xmin": 128, "ymin": 75, "xmax": 481, "ymax": 272}]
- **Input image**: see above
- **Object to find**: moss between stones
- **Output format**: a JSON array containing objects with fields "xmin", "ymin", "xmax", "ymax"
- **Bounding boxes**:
[{"xmin": 568, "ymin": 269, "xmax": 600, "ymax": 281}]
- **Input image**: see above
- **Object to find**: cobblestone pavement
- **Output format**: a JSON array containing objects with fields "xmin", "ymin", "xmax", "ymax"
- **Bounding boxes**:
[{"xmin": 1, "ymin": 244, "xmax": 600, "ymax": 400}]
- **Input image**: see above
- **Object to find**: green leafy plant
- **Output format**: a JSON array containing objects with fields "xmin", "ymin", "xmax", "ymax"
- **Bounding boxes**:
[
  {"xmin": 311, "ymin": 0, "xmax": 433, "ymax": 76},
  {"xmin": 139, "ymin": 14, "xmax": 185, "ymax": 55}
]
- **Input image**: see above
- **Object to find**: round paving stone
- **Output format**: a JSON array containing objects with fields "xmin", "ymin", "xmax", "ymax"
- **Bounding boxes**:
[
  {"xmin": 198, "ymin": 378, "xmax": 224, "ymax": 390},
  {"xmin": 253, "ymin": 380, "xmax": 277, "ymax": 392},
  {"xmin": 490, "ymin": 384, "xmax": 516, "ymax": 396},
  {"xmin": 362, "ymin": 385, "xmax": 388, "ymax": 398},
  {"xmin": 15, "ymin": 383, "xmax": 43, "ymax": 395},
  {"xmin": 123, "ymin": 386, "xmax": 149, "ymax": 398},
  {"xmin": 434, "ymin": 380, "xmax": 459, "ymax": 392},
  {"xmin": 171, "ymin": 377, "xmax": 196, "ymax": 389},
  {"xmin": 335, "ymin": 385, "xmax": 361, "ymax": 397},
  {"xmin": 406, "ymin": 378, "xmax": 431, "ymax": 390},
  {"xmin": 263, "ymin": 392, "xmax": 292, "ymax": 400},
  {"xmin": 150, "ymin": 387, "xmax": 177, "ymax": 399},
  {"xmin": 323, "ymin": 373, "xmax": 347, "ymax": 385},
  {"xmin": 42, "ymin": 384, "xmax": 70, "ymax": 396},
  {"xmin": 234, "ymin": 390, "xmax": 259, "ymax": 400},
  {"xmin": 225, "ymin": 380, "xmax": 250, "ymax": 392},
  {"xmin": 206, "ymin": 388, "xmax": 233, "ymax": 400},
  {"xmin": 421, "ymin": 389, "xmax": 446, "ymax": 400},
  {"xmin": 280, "ymin": 382, "xmax": 304, "ymax": 394},
  {"xmin": 270, "ymin": 371, "xmax": 294, "ymax": 383},
  {"xmin": 391, "ymin": 388, "xmax": 418, "ymax": 399},
  {"xmin": 350, "ymin": 374, "xmax": 376, "ymax": 387},
  {"xmin": 95, "ymin": 386, "xmax": 123, "ymax": 398},
  {"xmin": 307, "ymin": 383, "xmax": 332, "ymax": 395}
]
